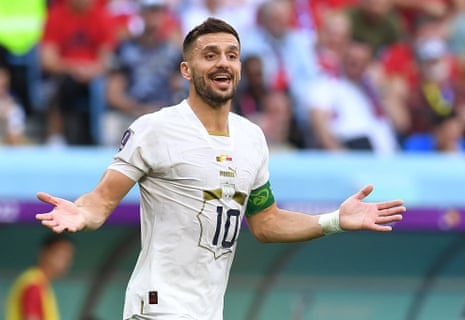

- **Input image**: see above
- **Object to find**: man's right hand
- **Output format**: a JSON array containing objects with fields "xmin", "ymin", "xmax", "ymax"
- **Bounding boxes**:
[{"xmin": 36, "ymin": 192, "xmax": 86, "ymax": 233}]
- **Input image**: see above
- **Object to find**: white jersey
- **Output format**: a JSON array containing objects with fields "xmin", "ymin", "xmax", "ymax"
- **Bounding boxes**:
[{"xmin": 108, "ymin": 100, "xmax": 270, "ymax": 320}]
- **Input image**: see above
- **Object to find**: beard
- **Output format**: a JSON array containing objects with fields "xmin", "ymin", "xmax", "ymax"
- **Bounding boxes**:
[{"xmin": 191, "ymin": 69, "xmax": 237, "ymax": 109}]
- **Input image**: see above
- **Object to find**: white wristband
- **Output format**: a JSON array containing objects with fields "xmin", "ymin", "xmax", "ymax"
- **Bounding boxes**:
[{"xmin": 318, "ymin": 210, "xmax": 343, "ymax": 235}]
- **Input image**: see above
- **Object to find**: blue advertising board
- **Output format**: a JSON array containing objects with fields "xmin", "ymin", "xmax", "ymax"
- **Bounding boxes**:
[{"xmin": 1, "ymin": 147, "xmax": 464, "ymax": 231}]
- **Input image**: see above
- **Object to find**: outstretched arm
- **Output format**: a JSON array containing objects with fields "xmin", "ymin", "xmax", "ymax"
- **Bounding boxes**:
[
  {"xmin": 36, "ymin": 169, "xmax": 136, "ymax": 233},
  {"xmin": 246, "ymin": 185, "xmax": 406, "ymax": 243}
]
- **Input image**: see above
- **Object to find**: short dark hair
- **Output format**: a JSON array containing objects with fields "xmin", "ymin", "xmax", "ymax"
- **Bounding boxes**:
[
  {"xmin": 41, "ymin": 233, "xmax": 73, "ymax": 250},
  {"xmin": 430, "ymin": 108, "xmax": 457, "ymax": 127},
  {"xmin": 182, "ymin": 17, "xmax": 240, "ymax": 59}
]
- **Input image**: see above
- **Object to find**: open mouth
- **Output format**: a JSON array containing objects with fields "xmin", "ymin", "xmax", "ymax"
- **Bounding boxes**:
[{"xmin": 211, "ymin": 73, "xmax": 232, "ymax": 86}]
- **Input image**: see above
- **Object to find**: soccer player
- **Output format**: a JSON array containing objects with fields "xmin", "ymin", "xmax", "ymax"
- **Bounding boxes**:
[{"xmin": 35, "ymin": 18, "xmax": 406, "ymax": 320}]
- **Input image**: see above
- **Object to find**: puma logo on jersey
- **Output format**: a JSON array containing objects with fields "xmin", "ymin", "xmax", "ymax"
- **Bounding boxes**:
[{"xmin": 220, "ymin": 167, "xmax": 237, "ymax": 178}]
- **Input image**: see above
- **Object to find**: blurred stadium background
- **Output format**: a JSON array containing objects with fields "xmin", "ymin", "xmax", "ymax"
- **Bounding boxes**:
[{"xmin": 1, "ymin": 147, "xmax": 465, "ymax": 320}]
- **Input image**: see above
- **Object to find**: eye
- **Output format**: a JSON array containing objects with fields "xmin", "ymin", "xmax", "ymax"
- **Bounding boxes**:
[{"xmin": 205, "ymin": 53, "xmax": 216, "ymax": 60}]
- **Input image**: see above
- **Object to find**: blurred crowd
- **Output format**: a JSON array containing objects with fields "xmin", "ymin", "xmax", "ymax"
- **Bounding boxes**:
[{"xmin": 1, "ymin": 0, "xmax": 465, "ymax": 153}]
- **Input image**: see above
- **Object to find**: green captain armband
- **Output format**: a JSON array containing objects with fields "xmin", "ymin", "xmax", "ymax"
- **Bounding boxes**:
[{"xmin": 245, "ymin": 181, "xmax": 275, "ymax": 217}]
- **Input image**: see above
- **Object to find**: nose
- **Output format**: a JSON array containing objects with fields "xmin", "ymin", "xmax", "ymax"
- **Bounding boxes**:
[{"xmin": 216, "ymin": 53, "xmax": 229, "ymax": 67}]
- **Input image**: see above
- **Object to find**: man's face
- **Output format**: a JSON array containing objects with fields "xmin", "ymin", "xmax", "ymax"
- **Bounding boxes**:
[
  {"xmin": 140, "ymin": 6, "xmax": 166, "ymax": 35},
  {"xmin": 43, "ymin": 241, "xmax": 74, "ymax": 279},
  {"xmin": 185, "ymin": 33, "xmax": 241, "ymax": 108},
  {"xmin": 261, "ymin": 0, "xmax": 293, "ymax": 39},
  {"xmin": 343, "ymin": 42, "xmax": 372, "ymax": 80},
  {"xmin": 420, "ymin": 58, "xmax": 449, "ymax": 83}
]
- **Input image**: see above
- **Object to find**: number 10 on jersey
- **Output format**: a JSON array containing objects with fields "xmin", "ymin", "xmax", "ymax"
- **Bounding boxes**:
[{"xmin": 213, "ymin": 206, "xmax": 240, "ymax": 249}]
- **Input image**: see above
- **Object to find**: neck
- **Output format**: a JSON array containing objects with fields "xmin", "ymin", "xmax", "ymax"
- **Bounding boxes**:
[
  {"xmin": 37, "ymin": 263, "xmax": 53, "ymax": 281},
  {"xmin": 187, "ymin": 95, "xmax": 230, "ymax": 135}
]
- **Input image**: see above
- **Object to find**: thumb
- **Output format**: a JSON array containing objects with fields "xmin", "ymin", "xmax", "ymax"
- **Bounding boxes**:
[
  {"xmin": 353, "ymin": 184, "xmax": 374, "ymax": 201},
  {"xmin": 37, "ymin": 192, "xmax": 59, "ymax": 206}
]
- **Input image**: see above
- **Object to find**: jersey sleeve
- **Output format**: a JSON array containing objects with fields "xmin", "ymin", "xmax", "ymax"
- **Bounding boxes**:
[{"xmin": 107, "ymin": 114, "xmax": 156, "ymax": 181}]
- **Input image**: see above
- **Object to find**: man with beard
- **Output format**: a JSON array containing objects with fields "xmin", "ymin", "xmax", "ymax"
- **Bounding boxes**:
[{"xmin": 35, "ymin": 18, "xmax": 406, "ymax": 320}]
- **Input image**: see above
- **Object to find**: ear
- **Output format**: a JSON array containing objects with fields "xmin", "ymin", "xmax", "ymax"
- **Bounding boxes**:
[{"xmin": 180, "ymin": 62, "xmax": 191, "ymax": 80}]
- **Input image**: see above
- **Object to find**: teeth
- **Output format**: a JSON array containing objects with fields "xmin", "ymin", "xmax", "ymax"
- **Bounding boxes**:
[{"xmin": 213, "ymin": 73, "xmax": 230, "ymax": 80}]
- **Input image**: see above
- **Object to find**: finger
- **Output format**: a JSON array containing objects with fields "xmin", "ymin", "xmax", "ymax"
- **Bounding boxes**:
[
  {"xmin": 41, "ymin": 219, "xmax": 58, "ymax": 228},
  {"xmin": 377, "ymin": 200, "xmax": 405, "ymax": 210},
  {"xmin": 42, "ymin": 218, "xmax": 71, "ymax": 233},
  {"xmin": 378, "ymin": 206, "xmax": 407, "ymax": 217},
  {"xmin": 53, "ymin": 224, "xmax": 67, "ymax": 233},
  {"xmin": 37, "ymin": 192, "xmax": 59, "ymax": 206},
  {"xmin": 372, "ymin": 224, "xmax": 393, "ymax": 232},
  {"xmin": 353, "ymin": 184, "xmax": 374, "ymax": 201},
  {"xmin": 36, "ymin": 212, "xmax": 54, "ymax": 221},
  {"xmin": 376, "ymin": 214, "xmax": 403, "ymax": 225}
]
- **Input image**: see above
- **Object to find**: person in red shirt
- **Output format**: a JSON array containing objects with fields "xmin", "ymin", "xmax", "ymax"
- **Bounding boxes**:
[
  {"xmin": 5, "ymin": 233, "xmax": 75, "ymax": 320},
  {"xmin": 40, "ymin": 0, "xmax": 115, "ymax": 145}
]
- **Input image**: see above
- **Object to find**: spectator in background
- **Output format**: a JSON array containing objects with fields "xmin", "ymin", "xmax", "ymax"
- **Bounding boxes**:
[
  {"xmin": 311, "ymin": 9, "xmax": 404, "ymax": 148},
  {"xmin": 5, "ymin": 233, "xmax": 74, "ymax": 320},
  {"xmin": 40, "ymin": 0, "xmax": 115, "ymax": 146},
  {"xmin": 241, "ymin": 0, "xmax": 322, "ymax": 148},
  {"xmin": 312, "ymin": 8, "xmax": 408, "ymax": 143},
  {"xmin": 233, "ymin": 55, "xmax": 304, "ymax": 149},
  {"xmin": 313, "ymin": 9, "xmax": 352, "ymax": 77},
  {"xmin": 242, "ymin": 0, "xmax": 320, "ymax": 92},
  {"xmin": 255, "ymin": 90, "xmax": 298, "ymax": 152},
  {"xmin": 0, "ymin": 0, "xmax": 46, "ymax": 116},
  {"xmin": 104, "ymin": 0, "xmax": 186, "ymax": 147},
  {"xmin": 432, "ymin": 111, "xmax": 465, "ymax": 152},
  {"xmin": 129, "ymin": 0, "xmax": 184, "ymax": 47},
  {"xmin": 292, "ymin": 0, "xmax": 357, "ymax": 37},
  {"xmin": 378, "ymin": 16, "xmax": 461, "ymax": 143},
  {"xmin": 0, "ymin": 67, "xmax": 28, "ymax": 145},
  {"xmin": 232, "ymin": 55, "xmax": 267, "ymax": 118},
  {"xmin": 179, "ymin": 0, "xmax": 260, "ymax": 38},
  {"xmin": 406, "ymin": 36, "xmax": 465, "ymax": 136},
  {"xmin": 347, "ymin": 0, "xmax": 404, "ymax": 56},
  {"xmin": 105, "ymin": 0, "xmax": 140, "ymax": 42},
  {"xmin": 307, "ymin": 40, "xmax": 399, "ymax": 154},
  {"xmin": 403, "ymin": 110, "xmax": 465, "ymax": 152}
]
